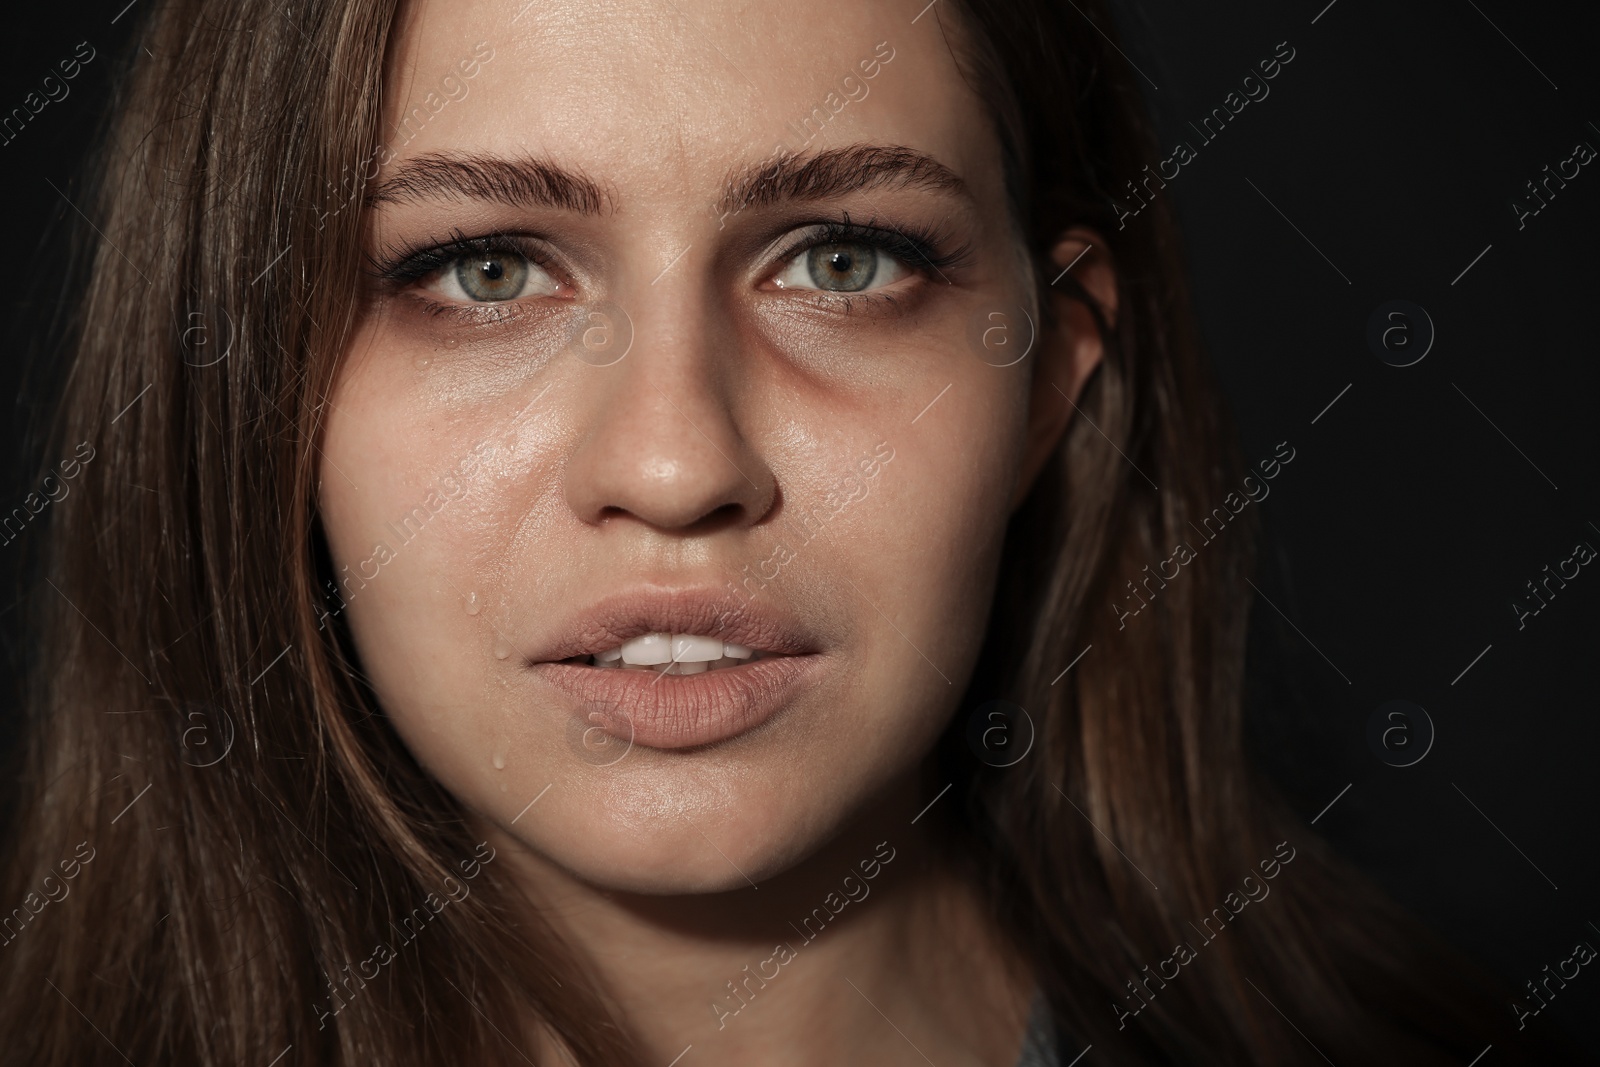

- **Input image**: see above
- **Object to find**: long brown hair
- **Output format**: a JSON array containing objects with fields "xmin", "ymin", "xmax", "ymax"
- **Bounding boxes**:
[
  {"xmin": 0, "ymin": 0, "xmax": 1558, "ymax": 1063},
  {"xmin": 946, "ymin": 3, "xmax": 1565, "ymax": 1061}
]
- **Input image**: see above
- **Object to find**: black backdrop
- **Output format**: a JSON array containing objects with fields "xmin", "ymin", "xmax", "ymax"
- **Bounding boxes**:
[
  {"xmin": 1116, "ymin": 0, "xmax": 1600, "ymax": 1055},
  {"xmin": 2, "ymin": 0, "xmax": 1596, "ymax": 1056}
]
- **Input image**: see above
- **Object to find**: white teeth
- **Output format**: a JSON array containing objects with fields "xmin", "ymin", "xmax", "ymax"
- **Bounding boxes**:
[
  {"xmin": 593, "ymin": 632, "xmax": 766, "ymax": 672},
  {"xmin": 619, "ymin": 633, "xmax": 672, "ymax": 665},
  {"xmin": 670, "ymin": 634, "xmax": 723, "ymax": 662}
]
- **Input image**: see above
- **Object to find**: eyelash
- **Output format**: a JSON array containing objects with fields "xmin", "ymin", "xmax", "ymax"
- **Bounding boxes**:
[
  {"xmin": 366, "ymin": 229, "xmax": 561, "ymax": 324},
  {"xmin": 769, "ymin": 216, "xmax": 972, "ymax": 285},
  {"xmin": 368, "ymin": 228, "xmax": 556, "ymax": 286},
  {"xmin": 367, "ymin": 218, "xmax": 972, "ymax": 322}
]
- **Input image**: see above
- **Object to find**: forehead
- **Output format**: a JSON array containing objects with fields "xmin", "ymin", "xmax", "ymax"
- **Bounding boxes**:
[{"xmin": 380, "ymin": 0, "xmax": 1003, "ymax": 209}]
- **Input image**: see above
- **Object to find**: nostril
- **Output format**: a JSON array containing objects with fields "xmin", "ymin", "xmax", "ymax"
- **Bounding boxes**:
[
  {"xmin": 675, "ymin": 501, "xmax": 747, "ymax": 535},
  {"xmin": 699, "ymin": 502, "xmax": 744, "ymax": 527},
  {"xmin": 593, "ymin": 501, "xmax": 746, "ymax": 531}
]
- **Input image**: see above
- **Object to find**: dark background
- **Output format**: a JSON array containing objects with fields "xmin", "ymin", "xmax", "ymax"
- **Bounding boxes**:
[
  {"xmin": 1112, "ymin": 0, "xmax": 1600, "ymax": 1055},
  {"xmin": 2, "ymin": 0, "xmax": 1597, "ymax": 1057}
]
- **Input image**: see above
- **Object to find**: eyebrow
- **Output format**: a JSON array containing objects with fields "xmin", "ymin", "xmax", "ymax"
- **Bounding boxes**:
[
  {"xmin": 367, "ymin": 144, "xmax": 970, "ymax": 218},
  {"xmin": 715, "ymin": 144, "xmax": 972, "ymax": 217},
  {"xmin": 368, "ymin": 152, "xmax": 611, "ymax": 214}
]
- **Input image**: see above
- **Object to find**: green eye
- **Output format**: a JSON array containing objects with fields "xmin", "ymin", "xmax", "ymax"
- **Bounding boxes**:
[
  {"xmin": 453, "ymin": 254, "xmax": 532, "ymax": 302},
  {"xmin": 775, "ymin": 240, "xmax": 908, "ymax": 293},
  {"xmin": 806, "ymin": 244, "xmax": 877, "ymax": 291}
]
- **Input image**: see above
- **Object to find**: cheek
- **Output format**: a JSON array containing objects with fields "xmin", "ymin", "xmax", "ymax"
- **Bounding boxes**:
[
  {"xmin": 807, "ymin": 369, "xmax": 1027, "ymax": 716},
  {"xmin": 316, "ymin": 331, "xmax": 541, "ymax": 777},
  {"xmin": 873, "ymin": 383, "xmax": 1022, "ymax": 606}
]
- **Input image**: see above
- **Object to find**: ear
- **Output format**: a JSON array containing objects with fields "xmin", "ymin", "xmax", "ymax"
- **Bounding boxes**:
[{"xmin": 1009, "ymin": 227, "xmax": 1118, "ymax": 512}]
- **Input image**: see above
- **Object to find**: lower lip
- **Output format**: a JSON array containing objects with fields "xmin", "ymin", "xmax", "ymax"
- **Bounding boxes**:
[{"xmin": 529, "ymin": 654, "xmax": 823, "ymax": 749}]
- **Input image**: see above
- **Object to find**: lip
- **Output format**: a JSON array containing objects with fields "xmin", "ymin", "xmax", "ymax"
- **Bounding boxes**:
[{"xmin": 523, "ymin": 586, "xmax": 827, "ymax": 749}]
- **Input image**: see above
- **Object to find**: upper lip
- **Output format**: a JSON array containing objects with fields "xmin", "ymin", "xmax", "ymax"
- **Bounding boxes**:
[{"xmin": 525, "ymin": 586, "xmax": 823, "ymax": 663}]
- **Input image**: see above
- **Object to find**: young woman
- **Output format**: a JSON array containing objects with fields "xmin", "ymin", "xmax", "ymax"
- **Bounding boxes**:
[{"xmin": 0, "ymin": 0, "xmax": 1572, "ymax": 1063}]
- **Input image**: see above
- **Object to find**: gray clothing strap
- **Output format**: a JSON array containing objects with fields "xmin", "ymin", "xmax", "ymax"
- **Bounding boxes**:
[{"xmin": 1013, "ymin": 992, "xmax": 1060, "ymax": 1067}]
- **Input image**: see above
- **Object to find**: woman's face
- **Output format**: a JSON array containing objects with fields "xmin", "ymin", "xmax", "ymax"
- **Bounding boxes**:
[{"xmin": 320, "ymin": 0, "xmax": 1069, "ymax": 893}]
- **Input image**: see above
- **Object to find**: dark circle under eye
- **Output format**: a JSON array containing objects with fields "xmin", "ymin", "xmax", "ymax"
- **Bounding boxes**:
[
  {"xmin": 805, "ymin": 243, "xmax": 877, "ymax": 292},
  {"xmin": 454, "ymin": 254, "xmax": 529, "ymax": 302}
]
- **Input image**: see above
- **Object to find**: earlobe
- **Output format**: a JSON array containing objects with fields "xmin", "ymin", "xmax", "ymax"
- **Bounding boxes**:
[{"xmin": 1008, "ymin": 228, "xmax": 1118, "ymax": 511}]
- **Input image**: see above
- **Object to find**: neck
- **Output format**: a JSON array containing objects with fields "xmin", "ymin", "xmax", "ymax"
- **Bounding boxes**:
[{"xmin": 479, "ymin": 776, "xmax": 1035, "ymax": 1066}]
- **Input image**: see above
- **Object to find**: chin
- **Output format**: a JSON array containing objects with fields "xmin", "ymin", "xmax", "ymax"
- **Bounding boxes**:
[
  {"xmin": 498, "ymin": 798, "xmax": 824, "ymax": 897},
  {"xmin": 555, "ymin": 842, "xmax": 780, "ymax": 897},
  {"xmin": 466, "ymin": 743, "xmax": 876, "ymax": 897}
]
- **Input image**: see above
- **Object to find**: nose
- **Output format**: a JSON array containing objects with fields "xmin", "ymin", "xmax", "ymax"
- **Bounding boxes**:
[{"xmin": 562, "ymin": 296, "xmax": 776, "ymax": 535}]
